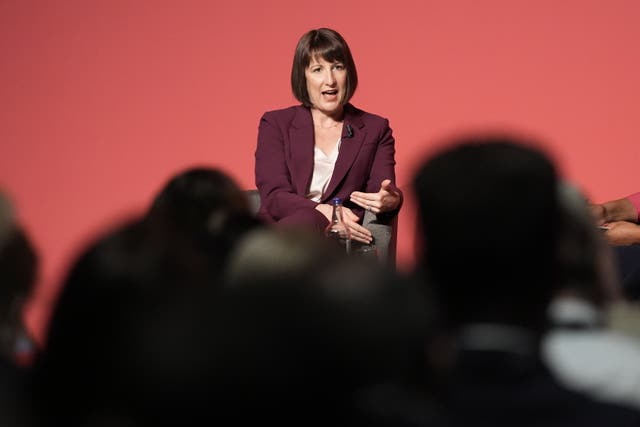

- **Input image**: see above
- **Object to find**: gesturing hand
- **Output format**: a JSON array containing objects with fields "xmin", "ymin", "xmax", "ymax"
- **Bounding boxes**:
[{"xmin": 350, "ymin": 179, "xmax": 401, "ymax": 214}]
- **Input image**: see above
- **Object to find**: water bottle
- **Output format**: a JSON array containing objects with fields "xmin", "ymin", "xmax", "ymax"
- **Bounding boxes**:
[{"xmin": 324, "ymin": 197, "xmax": 351, "ymax": 254}]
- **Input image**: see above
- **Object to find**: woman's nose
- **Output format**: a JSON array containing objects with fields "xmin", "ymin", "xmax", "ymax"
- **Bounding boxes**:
[{"xmin": 325, "ymin": 70, "xmax": 336, "ymax": 85}]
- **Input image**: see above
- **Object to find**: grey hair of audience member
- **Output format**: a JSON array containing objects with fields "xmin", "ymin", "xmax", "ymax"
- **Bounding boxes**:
[
  {"xmin": 555, "ymin": 182, "xmax": 621, "ymax": 306},
  {"xmin": 225, "ymin": 226, "xmax": 336, "ymax": 288}
]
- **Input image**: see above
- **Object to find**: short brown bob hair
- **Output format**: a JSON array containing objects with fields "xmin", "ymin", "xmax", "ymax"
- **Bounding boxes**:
[{"xmin": 291, "ymin": 28, "xmax": 358, "ymax": 107}]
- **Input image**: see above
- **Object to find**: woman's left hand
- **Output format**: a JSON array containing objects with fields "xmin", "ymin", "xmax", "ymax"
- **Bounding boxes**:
[{"xmin": 350, "ymin": 179, "xmax": 401, "ymax": 214}]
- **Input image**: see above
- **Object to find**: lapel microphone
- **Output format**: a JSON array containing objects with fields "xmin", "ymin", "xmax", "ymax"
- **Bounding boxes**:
[{"xmin": 345, "ymin": 124, "xmax": 353, "ymax": 138}]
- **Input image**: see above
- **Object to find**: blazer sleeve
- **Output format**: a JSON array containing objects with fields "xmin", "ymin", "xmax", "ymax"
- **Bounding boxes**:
[
  {"xmin": 255, "ymin": 112, "xmax": 317, "ymax": 221},
  {"xmin": 363, "ymin": 119, "xmax": 403, "ymax": 215},
  {"xmin": 626, "ymin": 192, "xmax": 640, "ymax": 222}
]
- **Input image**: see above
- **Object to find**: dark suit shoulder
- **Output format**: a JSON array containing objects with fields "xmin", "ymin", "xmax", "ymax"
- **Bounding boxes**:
[
  {"xmin": 261, "ymin": 105, "xmax": 307, "ymax": 124},
  {"xmin": 345, "ymin": 104, "xmax": 391, "ymax": 130},
  {"xmin": 260, "ymin": 104, "xmax": 391, "ymax": 131}
]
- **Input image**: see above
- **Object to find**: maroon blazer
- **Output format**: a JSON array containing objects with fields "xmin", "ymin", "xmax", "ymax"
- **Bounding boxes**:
[{"xmin": 255, "ymin": 103, "xmax": 401, "ymax": 223}]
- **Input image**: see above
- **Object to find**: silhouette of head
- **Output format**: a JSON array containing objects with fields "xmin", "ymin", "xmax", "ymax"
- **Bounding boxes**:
[{"xmin": 413, "ymin": 136, "xmax": 559, "ymax": 331}]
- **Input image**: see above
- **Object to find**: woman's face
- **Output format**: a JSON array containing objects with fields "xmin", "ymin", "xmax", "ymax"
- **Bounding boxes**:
[{"xmin": 305, "ymin": 56, "xmax": 347, "ymax": 117}]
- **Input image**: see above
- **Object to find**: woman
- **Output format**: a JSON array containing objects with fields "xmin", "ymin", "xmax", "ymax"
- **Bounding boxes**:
[{"xmin": 255, "ymin": 28, "xmax": 402, "ymax": 244}]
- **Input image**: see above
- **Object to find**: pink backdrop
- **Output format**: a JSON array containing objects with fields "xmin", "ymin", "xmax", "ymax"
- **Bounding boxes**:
[{"xmin": 2, "ymin": 0, "xmax": 639, "ymax": 343}]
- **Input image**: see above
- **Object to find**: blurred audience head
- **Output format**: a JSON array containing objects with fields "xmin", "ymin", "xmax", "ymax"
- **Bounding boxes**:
[
  {"xmin": 34, "ymin": 216, "xmax": 225, "ymax": 426},
  {"xmin": 554, "ymin": 182, "xmax": 621, "ymax": 307},
  {"xmin": 413, "ymin": 135, "xmax": 559, "ymax": 331},
  {"xmin": 0, "ymin": 191, "xmax": 37, "ymax": 362},
  {"xmin": 225, "ymin": 226, "xmax": 335, "ymax": 288},
  {"xmin": 217, "ymin": 243, "xmax": 433, "ymax": 425},
  {"xmin": 148, "ymin": 166, "xmax": 257, "ymax": 232},
  {"xmin": 35, "ymin": 215, "xmax": 433, "ymax": 426},
  {"xmin": 147, "ymin": 166, "xmax": 261, "ymax": 270}
]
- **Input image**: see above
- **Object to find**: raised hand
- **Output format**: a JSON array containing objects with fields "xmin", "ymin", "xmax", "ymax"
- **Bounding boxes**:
[{"xmin": 350, "ymin": 179, "xmax": 401, "ymax": 214}]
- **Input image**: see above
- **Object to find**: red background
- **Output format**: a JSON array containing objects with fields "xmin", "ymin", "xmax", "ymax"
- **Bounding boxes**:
[{"xmin": 1, "ymin": 0, "xmax": 639, "ymax": 343}]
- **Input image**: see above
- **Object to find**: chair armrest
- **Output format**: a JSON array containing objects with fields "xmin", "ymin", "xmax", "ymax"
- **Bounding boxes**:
[
  {"xmin": 245, "ymin": 189, "xmax": 261, "ymax": 216},
  {"xmin": 362, "ymin": 210, "xmax": 397, "ymax": 267}
]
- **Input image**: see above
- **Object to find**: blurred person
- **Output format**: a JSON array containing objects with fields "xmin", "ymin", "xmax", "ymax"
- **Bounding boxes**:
[
  {"xmin": 590, "ymin": 192, "xmax": 640, "ymax": 300},
  {"xmin": 35, "ymin": 213, "xmax": 441, "ymax": 426},
  {"xmin": 225, "ymin": 226, "xmax": 336, "ymax": 288},
  {"xmin": 32, "ymin": 217, "xmax": 227, "ymax": 427},
  {"xmin": 147, "ymin": 166, "xmax": 261, "ymax": 273},
  {"xmin": 255, "ymin": 28, "xmax": 402, "ymax": 244},
  {"xmin": 0, "ymin": 192, "xmax": 38, "ymax": 365},
  {"xmin": 0, "ymin": 191, "xmax": 39, "ymax": 426},
  {"xmin": 413, "ymin": 135, "xmax": 640, "ymax": 426},
  {"xmin": 33, "ymin": 167, "xmax": 263, "ymax": 426},
  {"xmin": 221, "ymin": 236, "xmax": 442, "ymax": 426},
  {"xmin": 543, "ymin": 182, "xmax": 640, "ymax": 409}
]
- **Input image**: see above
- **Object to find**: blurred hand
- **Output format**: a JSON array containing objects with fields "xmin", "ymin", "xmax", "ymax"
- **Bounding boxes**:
[
  {"xmin": 350, "ymin": 179, "xmax": 401, "ymax": 214},
  {"xmin": 589, "ymin": 203, "xmax": 607, "ymax": 226},
  {"xmin": 602, "ymin": 221, "xmax": 640, "ymax": 246}
]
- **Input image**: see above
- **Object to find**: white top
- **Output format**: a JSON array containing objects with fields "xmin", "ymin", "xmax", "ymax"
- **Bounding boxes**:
[
  {"xmin": 543, "ymin": 297, "xmax": 640, "ymax": 409},
  {"xmin": 307, "ymin": 138, "xmax": 341, "ymax": 202}
]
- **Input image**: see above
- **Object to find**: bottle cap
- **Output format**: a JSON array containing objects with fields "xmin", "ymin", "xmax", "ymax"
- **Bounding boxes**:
[{"xmin": 331, "ymin": 197, "xmax": 343, "ymax": 205}]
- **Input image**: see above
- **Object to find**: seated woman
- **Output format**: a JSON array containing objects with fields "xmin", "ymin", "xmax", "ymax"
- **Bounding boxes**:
[{"xmin": 255, "ymin": 28, "xmax": 402, "ymax": 244}]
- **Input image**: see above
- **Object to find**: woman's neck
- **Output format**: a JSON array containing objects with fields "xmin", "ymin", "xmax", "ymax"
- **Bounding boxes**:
[{"xmin": 310, "ymin": 107, "xmax": 344, "ymax": 129}]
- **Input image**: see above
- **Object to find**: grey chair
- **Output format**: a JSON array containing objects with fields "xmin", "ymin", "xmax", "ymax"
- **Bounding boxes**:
[{"xmin": 244, "ymin": 190, "xmax": 397, "ymax": 267}]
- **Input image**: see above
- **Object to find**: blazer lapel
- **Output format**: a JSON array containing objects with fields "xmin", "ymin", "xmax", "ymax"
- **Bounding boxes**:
[
  {"xmin": 322, "ymin": 104, "xmax": 365, "ymax": 201},
  {"xmin": 289, "ymin": 107, "xmax": 315, "ymax": 196}
]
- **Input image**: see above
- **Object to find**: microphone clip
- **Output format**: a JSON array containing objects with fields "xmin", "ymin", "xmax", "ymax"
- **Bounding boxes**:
[{"xmin": 345, "ymin": 124, "xmax": 353, "ymax": 138}]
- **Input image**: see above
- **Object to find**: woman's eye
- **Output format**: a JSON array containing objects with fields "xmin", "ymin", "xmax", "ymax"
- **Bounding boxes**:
[{"xmin": 333, "ymin": 64, "xmax": 345, "ymax": 70}]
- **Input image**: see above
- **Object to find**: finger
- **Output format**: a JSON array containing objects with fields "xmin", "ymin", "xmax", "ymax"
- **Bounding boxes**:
[
  {"xmin": 350, "ymin": 199, "xmax": 372, "ymax": 212},
  {"xmin": 351, "ymin": 194, "xmax": 382, "ymax": 208},
  {"xmin": 350, "ymin": 193, "xmax": 376, "ymax": 205},
  {"xmin": 380, "ymin": 179, "xmax": 392, "ymax": 191},
  {"xmin": 349, "ymin": 196, "xmax": 368, "ymax": 209},
  {"xmin": 351, "ymin": 233, "xmax": 373, "ymax": 244},
  {"xmin": 354, "ymin": 200, "xmax": 380, "ymax": 214},
  {"xmin": 351, "ymin": 222, "xmax": 372, "ymax": 237},
  {"xmin": 343, "ymin": 216, "xmax": 371, "ymax": 235},
  {"xmin": 351, "ymin": 190, "xmax": 383, "ymax": 201},
  {"xmin": 349, "ymin": 225, "xmax": 373, "ymax": 243},
  {"xmin": 343, "ymin": 218, "xmax": 372, "ymax": 242}
]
